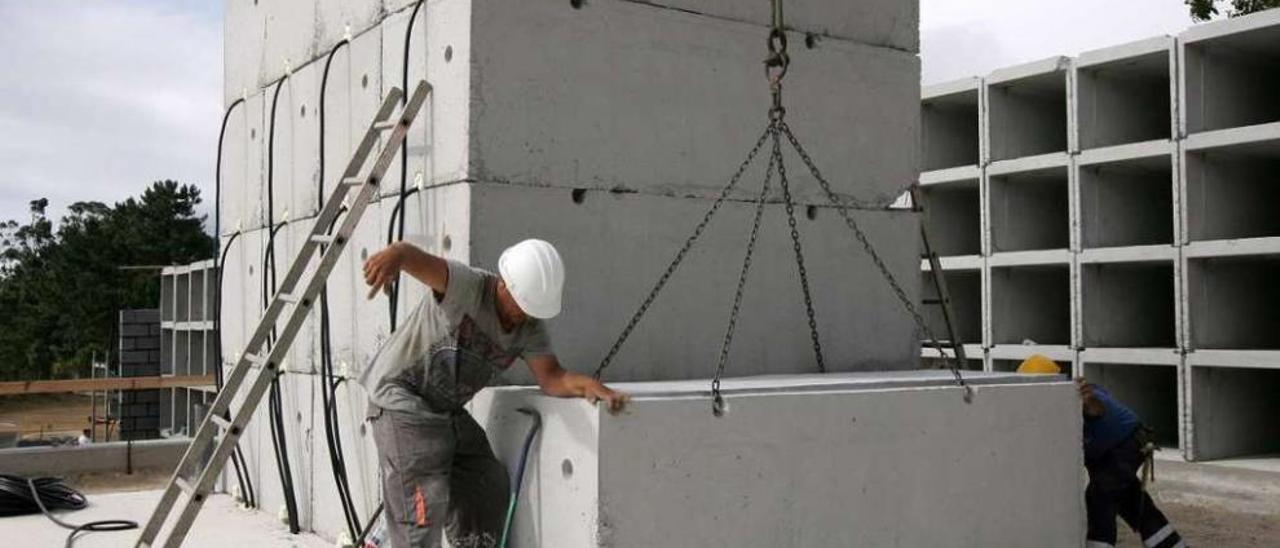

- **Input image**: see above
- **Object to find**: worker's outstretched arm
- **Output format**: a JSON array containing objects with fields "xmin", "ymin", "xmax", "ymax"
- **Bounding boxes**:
[
  {"xmin": 363, "ymin": 242, "xmax": 447, "ymax": 298},
  {"xmin": 527, "ymin": 354, "xmax": 629, "ymax": 414}
]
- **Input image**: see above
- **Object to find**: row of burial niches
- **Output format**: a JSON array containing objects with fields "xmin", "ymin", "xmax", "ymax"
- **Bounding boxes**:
[{"xmin": 160, "ymin": 268, "xmax": 218, "ymax": 323}]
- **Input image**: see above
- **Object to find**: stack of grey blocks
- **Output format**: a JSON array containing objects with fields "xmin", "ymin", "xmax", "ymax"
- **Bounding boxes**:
[
  {"xmin": 115, "ymin": 308, "xmax": 162, "ymax": 440},
  {"xmin": 158, "ymin": 260, "xmax": 219, "ymax": 438},
  {"xmin": 918, "ymin": 9, "xmax": 1280, "ymax": 462}
]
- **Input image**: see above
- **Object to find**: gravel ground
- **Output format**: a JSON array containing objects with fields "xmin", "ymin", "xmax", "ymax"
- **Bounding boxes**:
[{"xmin": 1116, "ymin": 500, "xmax": 1280, "ymax": 547}]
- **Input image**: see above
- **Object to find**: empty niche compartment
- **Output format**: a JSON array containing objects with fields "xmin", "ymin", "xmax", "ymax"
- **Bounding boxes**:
[
  {"xmin": 1191, "ymin": 366, "xmax": 1280, "ymax": 459},
  {"xmin": 991, "ymin": 264, "xmax": 1071, "ymax": 346},
  {"xmin": 922, "ymin": 269, "xmax": 982, "ymax": 346},
  {"xmin": 1184, "ymin": 138, "xmax": 1280, "ymax": 242},
  {"xmin": 174, "ymin": 330, "xmax": 192, "ymax": 376},
  {"xmin": 921, "ymin": 355, "xmax": 984, "ymax": 371},
  {"xmin": 160, "ymin": 275, "xmax": 175, "ymax": 323},
  {"xmin": 1076, "ymin": 45, "xmax": 1173, "ymax": 149},
  {"xmin": 175, "ymin": 273, "xmax": 190, "ymax": 323},
  {"xmin": 1186, "ymin": 254, "xmax": 1280, "ymax": 349},
  {"xmin": 989, "ymin": 165, "xmax": 1070, "ymax": 252},
  {"xmin": 160, "ymin": 329, "xmax": 174, "ymax": 376},
  {"xmin": 173, "ymin": 388, "xmax": 189, "ymax": 436},
  {"xmin": 190, "ymin": 269, "xmax": 206, "ymax": 323},
  {"xmin": 1080, "ymin": 155, "xmax": 1174, "ymax": 248},
  {"xmin": 920, "ymin": 179, "xmax": 981, "ymax": 256},
  {"xmin": 1081, "ymin": 261, "xmax": 1176, "ymax": 347},
  {"xmin": 1183, "ymin": 19, "xmax": 1280, "ymax": 133},
  {"xmin": 922, "ymin": 84, "xmax": 981, "ymax": 170},
  {"xmin": 1082, "ymin": 362, "xmax": 1179, "ymax": 447},
  {"xmin": 987, "ymin": 63, "xmax": 1070, "ymax": 161}
]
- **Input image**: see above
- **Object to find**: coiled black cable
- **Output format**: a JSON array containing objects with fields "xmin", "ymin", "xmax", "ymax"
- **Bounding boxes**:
[
  {"xmin": 264, "ymin": 75, "xmax": 302, "ymax": 534},
  {"xmin": 318, "ymin": 37, "xmax": 363, "ymax": 541},
  {"xmin": 0, "ymin": 475, "xmax": 137, "ymax": 547},
  {"xmin": 213, "ymin": 98, "xmax": 256, "ymax": 509},
  {"xmin": 387, "ymin": 0, "xmax": 427, "ymax": 332}
]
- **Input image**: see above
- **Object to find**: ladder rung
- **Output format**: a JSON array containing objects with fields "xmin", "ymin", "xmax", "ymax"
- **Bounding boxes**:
[
  {"xmin": 373, "ymin": 119, "xmax": 400, "ymax": 131},
  {"xmin": 244, "ymin": 352, "xmax": 267, "ymax": 367},
  {"xmin": 310, "ymin": 234, "xmax": 338, "ymax": 245},
  {"xmin": 277, "ymin": 292, "xmax": 301, "ymax": 304},
  {"xmin": 211, "ymin": 414, "xmax": 232, "ymax": 431},
  {"xmin": 174, "ymin": 476, "xmax": 196, "ymax": 496},
  {"xmin": 923, "ymin": 298, "xmax": 946, "ymax": 305},
  {"xmin": 341, "ymin": 176, "xmax": 369, "ymax": 187}
]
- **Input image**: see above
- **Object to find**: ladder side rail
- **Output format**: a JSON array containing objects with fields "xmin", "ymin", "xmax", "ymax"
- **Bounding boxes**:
[{"xmin": 149, "ymin": 81, "xmax": 431, "ymax": 548}]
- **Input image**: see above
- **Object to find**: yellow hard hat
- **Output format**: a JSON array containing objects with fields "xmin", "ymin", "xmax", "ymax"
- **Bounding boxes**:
[{"xmin": 1016, "ymin": 354, "xmax": 1062, "ymax": 375}]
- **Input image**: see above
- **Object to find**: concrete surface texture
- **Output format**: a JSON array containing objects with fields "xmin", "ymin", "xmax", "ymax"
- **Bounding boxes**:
[
  {"xmin": 918, "ymin": 8, "xmax": 1280, "ymax": 467},
  {"xmin": 0, "ymin": 490, "xmax": 329, "ymax": 548},
  {"xmin": 469, "ymin": 371, "xmax": 1084, "ymax": 547}
]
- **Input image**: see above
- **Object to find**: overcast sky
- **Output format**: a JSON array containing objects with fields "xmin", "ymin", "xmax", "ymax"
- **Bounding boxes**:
[{"xmin": 0, "ymin": 0, "xmax": 1206, "ymax": 228}]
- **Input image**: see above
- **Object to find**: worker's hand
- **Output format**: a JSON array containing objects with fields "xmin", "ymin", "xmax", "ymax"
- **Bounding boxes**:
[
  {"xmin": 584, "ymin": 381, "xmax": 630, "ymax": 415},
  {"xmin": 1076, "ymin": 378, "xmax": 1105, "ymax": 418},
  {"xmin": 363, "ymin": 243, "xmax": 404, "ymax": 299}
]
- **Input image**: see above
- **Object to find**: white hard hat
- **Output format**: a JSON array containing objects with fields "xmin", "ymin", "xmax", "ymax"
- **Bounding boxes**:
[{"xmin": 498, "ymin": 239, "xmax": 565, "ymax": 319}]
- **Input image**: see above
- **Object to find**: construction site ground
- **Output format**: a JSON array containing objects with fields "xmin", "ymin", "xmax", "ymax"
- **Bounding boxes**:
[{"xmin": 0, "ymin": 393, "xmax": 112, "ymax": 443}]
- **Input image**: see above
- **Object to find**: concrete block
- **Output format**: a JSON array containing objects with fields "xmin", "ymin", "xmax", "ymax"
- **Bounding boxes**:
[
  {"xmin": 922, "ymin": 78, "xmax": 982, "ymax": 171},
  {"xmin": 468, "ymin": 183, "xmax": 920, "ymax": 382},
  {"xmin": 986, "ymin": 57, "xmax": 1073, "ymax": 161},
  {"xmin": 121, "ymin": 324, "xmax": 152, "ymax": 337},
  {"xmin": 1077, "ymin": 147, "xmax": 1175, "ymax": 249},
  {"xmin": 221, "ymin": 91, "xmax": 267, "ymax": 233},
  {"xmin": 607, "ymin": 0, "xmax": 919, "ymax": 52},
  {"xmin": 122, "ymin": 309, "xmax": 160, "ymax": 323},
  {"xmin": 220, "ymin": 229, "xmax": 265, "ymax": 363},
  {"xmin": 238, "ymin": 371, "xmax": 316, "ymax": 531},
  {"xmin": 1180, "ymin": 9, "xmax": 1280, "ymax": 135},
  {"xmin": 1188, "ymin": 365, "xmax": 1280, "ymax": 460},
  {"xmin": 1074, "ymin": 37, "xmax": 1175, "ymax": 150},
  {"xmin": 470, "ymin": 371, "xmax": 1083, "ymax": 547},
  {"xmin": 120, "ymin": 350, "xmax": 153, "ymax": 365},
  {"xmin": 468, "ymin": 0, "xmax": 919, "ymax": 205}
]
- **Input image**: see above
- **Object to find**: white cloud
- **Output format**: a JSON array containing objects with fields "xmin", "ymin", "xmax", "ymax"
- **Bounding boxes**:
[
  {"xmin": 0, "ymin": 1, "xmax": 221, "ymax": 228},
  {"xmin": 921, "ymin": 0, "xmax": 1195, "ymax": 84}
]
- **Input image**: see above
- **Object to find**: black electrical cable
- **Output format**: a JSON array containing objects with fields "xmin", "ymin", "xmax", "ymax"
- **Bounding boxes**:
[
  {"xmin": 265, "ymin": 75, "xmax": 302, "ymax": 535},
  {"xmin": 387, "ymin": 0, "xmax": 427, "ymax": 332},
  {"xmin": 0, "ymin": 475, "xmax": 137, "ymax": 547},
  {"xmin": 355, "ymin": 501, "xmax": 384, "ymax": 547},
  {"xmin": 318, "ymin": 37, "xmax": 363, "ymax": 541},
  {"xmin": 214, "ymin": 231, "xmax": 255, "ymax": 509},
  {"xmin": 214, "ymin": 98, "xmax": 257, "ymax": 509}
]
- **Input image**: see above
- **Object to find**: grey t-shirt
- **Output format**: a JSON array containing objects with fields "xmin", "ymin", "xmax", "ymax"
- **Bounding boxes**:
[{"xmin": 358, "ymin": 260, "xmax": 553, "ymax": 413}]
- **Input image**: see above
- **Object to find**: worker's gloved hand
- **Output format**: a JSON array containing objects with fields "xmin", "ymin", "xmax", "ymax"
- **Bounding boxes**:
[{"xmin": 1076, "ymin": 378, "xmax": 1105, "ymax": 418}]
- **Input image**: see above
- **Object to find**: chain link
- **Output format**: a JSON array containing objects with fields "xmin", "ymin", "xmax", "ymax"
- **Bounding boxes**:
[
  {"xmin": 779, "ymin": 122, "xmax": 972, "ymax": 402},
  {"xmin": 773, "ymin": 125, "xmax": 827, "ymax": 374},
  {"xmin": 593, "ymin": 127, "xmax": 773, "ymax": 379},
  {"xmin": 712, "ymin": 146, "xmax": 776, "ymax": 416}
]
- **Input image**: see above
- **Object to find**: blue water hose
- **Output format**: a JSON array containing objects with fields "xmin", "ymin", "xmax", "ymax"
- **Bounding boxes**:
[{"xmin": 500, "ymin": 408, "xmax": 542, "ymax": 548}]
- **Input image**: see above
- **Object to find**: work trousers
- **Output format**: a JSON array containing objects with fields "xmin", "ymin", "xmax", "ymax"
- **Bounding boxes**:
[
  {"xmin": 369, "ymin": 405, "xmax": 510, "ymax": 548},
  {"xmin": 1085, "ymin": 432, "xmax": 1185, "ymax": 548}
]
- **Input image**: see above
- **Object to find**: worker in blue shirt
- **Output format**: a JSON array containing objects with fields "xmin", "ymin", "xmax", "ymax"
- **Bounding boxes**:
[{"xmin": 1017, "ymin": 355, "xmax": 1187, "ymax": 548}]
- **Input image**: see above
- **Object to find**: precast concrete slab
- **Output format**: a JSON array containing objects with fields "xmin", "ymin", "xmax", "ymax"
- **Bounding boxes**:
[
  {"xmin": 467, "ymin": 0, "xmax": 919, "ymax": 204},
  {"xmin": 469, "ymin": 371, "xmax": 1084, "ymax": 548},
  {"xmin": 467, "ymin": 183, "xmax": 921, "ymax": 382}
]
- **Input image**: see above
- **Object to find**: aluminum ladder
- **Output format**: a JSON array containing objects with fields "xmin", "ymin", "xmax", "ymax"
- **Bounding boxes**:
[
  {"xmin": 136, "ymin": 80, "xmax": 432, "ymax": 548},
  {"xmin": 912, "ymin": 184, "xmax": 969, "ymax": 364}
]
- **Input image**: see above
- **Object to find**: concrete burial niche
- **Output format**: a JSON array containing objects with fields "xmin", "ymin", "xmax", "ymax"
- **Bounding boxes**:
[
  {"xmin": 922, "ymin": 79, "xmax": 981, "ymax": 171},
  {"xmin": 470, "ymin": 371, "xmax": 1083, "ymax": 548},
  {"xmin": 1074, "ymin": 38, "xmax": 1174, "ymax": 150},
  {"xmin": 1080, "ymin": 260, "xmax": 1176, "ymax": 348},
  {"xmin": 1183, "ymin": 135, "xmax": 1280, "ymax": 243},
  {"xmin": 990, "ymin": 264, "xmax": 1072, "ymax": 346},
  {"xmin": 1185, "ymin": 254, "xmax": 1280, "ymax": 350},
  {"xmin": 988, "ymin": 161, "xmax": 1071, "ymax": 253},
  {"xmin": 1189, "ymin": 365, "xmax": 1280, "ymax": 460},
  {"xmin": 1181, "ymin": 9, "xmax": 1280, "ymax": 135},
  {"xmin": 986, "ymin": 58, "xmax": 1072, "ymax": 162},
  {"xmin": 1078, "ymin": 150, "xmax": 1175, "ymax": 249},
  {"xmin": 919, "ymin": 174, "xmax": 981, "ymax": 257},
  {"xmin": 922, "ymin": 267, "xmax": 982, "ymax": 348}
]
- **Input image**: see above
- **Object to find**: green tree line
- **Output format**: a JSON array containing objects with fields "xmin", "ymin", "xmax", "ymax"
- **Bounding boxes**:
[
  {"xmin": 0, "ymin": 181, "xmax": 213, "ymax": 381},
  {"xmin": 1186, "ymin": 0, "xmax": 1280, "ymax": 20}
]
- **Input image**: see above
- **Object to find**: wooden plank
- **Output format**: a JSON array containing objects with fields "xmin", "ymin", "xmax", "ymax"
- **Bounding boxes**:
[{"xmin": 0, "ymin": 375, "xmax": 216, "ymax": 396}]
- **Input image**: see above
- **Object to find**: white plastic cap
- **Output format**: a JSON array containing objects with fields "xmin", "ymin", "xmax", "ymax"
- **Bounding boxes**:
[{"xmin": 498, "ymin": 239, "xmax": 565, "ymax": 319}]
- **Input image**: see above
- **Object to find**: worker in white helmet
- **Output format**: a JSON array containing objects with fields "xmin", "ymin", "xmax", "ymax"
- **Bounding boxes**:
[{"xmin": 359, "ymin": 239, "xmax": 627, "ymax": 548}]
